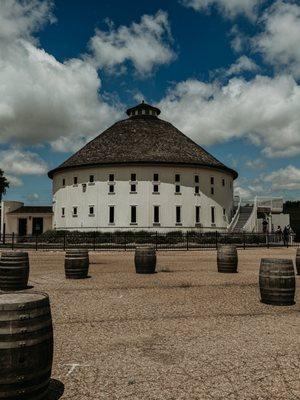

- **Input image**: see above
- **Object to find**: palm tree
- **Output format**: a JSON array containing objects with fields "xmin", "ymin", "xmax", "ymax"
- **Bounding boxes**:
[{"xmin": 0, "ymin": 169, "xmax": 9, "ymax": 203}]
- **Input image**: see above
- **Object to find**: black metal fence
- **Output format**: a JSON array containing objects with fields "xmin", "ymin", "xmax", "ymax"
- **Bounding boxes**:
[{"xmin": 0, "ymin": 232, "xmax": 297, "ymax": 251}]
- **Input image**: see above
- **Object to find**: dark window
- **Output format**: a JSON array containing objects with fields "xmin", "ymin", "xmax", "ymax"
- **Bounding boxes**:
[
  {"xmin": 153, "ymin": 173, "xmax": 159, "ymax": 182},
  {"xmin": 175, "ymin": 174, "xmax": 180, "ymax": 182},
  {"xmin": 131, "ymin": 173, "xmax": 136, "ymax": 181},
  {"xmin": 89, "ymin": 206, "xmax": 94, "ymax": 215},
  {"xmin": 195, "ymin": 206, "xmax": 200, "ymax": 223},
  {"xmin": 211, "ymin": 177, "xmax": 214, "ymax": 185},
  {"xmin": 211, "ymin": 187, "xmax": 214, "ymax": 195},
  {"xmin": 109, "ymin": 184, "xmax": 114, "ymax": 193},
  {"xmin": 131, "ymin": 206, "xmax": 137, "ymax": 223},
  {"xmin": 130, "ymin": 184, "xmax": 136, "ymax": 192},
  {"xmin": 195, "ymin": 175, "xmax": 199, "ymax": 184},
  {"xmin": 211, "ymin": 207, "xmax": 215, "ymax": 224},
  {"xmin": 109, "ymin": 174, "xmax": 114, "ymax": 182},
  {"xmin": 89, "ymin": 175, "xmax": 94, "ymax": 183},
  {"xmin": 62, "ymin": 207, "xmax": 65, "ymax": 217},
  {"xmin": 222, "ymin": 178, "xmax": 225, "ymax": 187},
  {"xmin": 176, "ymin": 206, "xmax": 181, "ymax": 224},
  {"xmin": 154, "ymin": 206, "xmax": 159, "ymax": 223},
  {"xmin": 195, "ymin": 186, "xmax": 200, "ymax": 194},
  {"xmin": 175, "ymin": 185, "xmax": 180, "ymax": 193},
  {"xmin": 109, "ymin": 206, "xmax": 115, "ymax": 224},
  {"xmin": 153, "ymin": 184, "xmax": 159, "ymax": 193},
  {"xmin": 74, "ymin": 177, "xmax": 78, "ymax": 185},
  {"xmin": 223, "ymin": 208, "xmax": 226, "ymax": 216},
  {"xmin": 73, "ymin": 206, "xmax": 78, "ymax": 216},
  {"xmin": 62, "ymin": 178, "xmax": 65, "ymax": 187}
]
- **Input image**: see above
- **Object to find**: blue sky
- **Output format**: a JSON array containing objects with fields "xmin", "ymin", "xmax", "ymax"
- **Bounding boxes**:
[{"xmin": 1, "ymin": 0, "xmax": 300, "ymax": 204}]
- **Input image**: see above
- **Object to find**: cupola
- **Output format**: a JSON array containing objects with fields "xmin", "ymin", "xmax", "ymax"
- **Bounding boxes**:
[{"xmin": 126, "ymin": 101, "xmax": 161, "ymax": 118}]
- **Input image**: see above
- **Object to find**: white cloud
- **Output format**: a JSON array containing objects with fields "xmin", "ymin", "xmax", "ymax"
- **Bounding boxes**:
[
  {"xmin": 0, "ymin": 148, "xmax": 47, "ymax": 175},
  {"xmin": 253, "ymin": 1, "xmax": 300, "ymax": 78},
  {"xmin": 88, "ymin": 11, "xmax": 175, "ymax": 76},
  {"xmin": 234, "ymin": 166, "xmax": 300, "ymax": 200},
  {"xmin": 0, "ymin": 0, "xmax": 123, "ymax": 152},
  {"xmin": 234, "ymin": 186, "xmax": 253, "ymax": 199},
  {"xmin": 5, "ymin": 175, "xmax": 23, "ymax": 187},
  {"xmin": 0, "ymin": 0, "xmax": 55, "ymax": 41},
  {"xmin": 230, "ymin": 25, "xmax": 249, "ymax": 53},
  {"xmin": 26, "ymin": 193, "xmax": 39, "ymax": 201},
  {"xmin": 181, "ymin": 0, "xmax": 264, "ymax": 19},
  {"xmin": 158, "ymin": 74, "xmax": 300, "ymax": 158},
  {"xmin": 226, "ymin": 56, "xmax": 259, "ymax": 76},
  {"xmin": 265, "ymin": 165, "xmax": 300, "ymax": 190},
  {"xmin": 245, "ymin": 158, "xmax": 266, "ymax": 169}
]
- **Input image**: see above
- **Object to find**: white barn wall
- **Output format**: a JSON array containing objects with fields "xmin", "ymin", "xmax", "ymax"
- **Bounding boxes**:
[{"xmin": 52, "ymin": 165, "xmax": 234, "ymax": 232}]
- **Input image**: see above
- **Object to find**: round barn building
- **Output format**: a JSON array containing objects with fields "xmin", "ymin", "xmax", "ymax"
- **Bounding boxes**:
[{"xmin": 48, "ymin": 102, "xmax": 238, "ymax": 232}]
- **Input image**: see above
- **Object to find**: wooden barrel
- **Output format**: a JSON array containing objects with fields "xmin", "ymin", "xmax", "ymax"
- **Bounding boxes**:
[
  {"xmin": 0, "ymin": 252, "xmax": 29, "ymax": 291},
  {"xmin": 217, "ymin": 245, "xmax": 238, "ymax": 273},
  {"xmin": 296, "ymin": 248, "xmax": 300, "ymax": 275},
  {"xmin": 259, "ymin": 258, "xmax": 295, "ymax": 306},
  {"xmin": 135, "ymin": 246, "xmax": 156, "ymax": 274},
  {"xmin": 0, "ymin": 291, "xmax": 53, "ymax": 399},
  {"xmin": 65, "ymin": 249, "xmax": 89, "ymax": 279}
]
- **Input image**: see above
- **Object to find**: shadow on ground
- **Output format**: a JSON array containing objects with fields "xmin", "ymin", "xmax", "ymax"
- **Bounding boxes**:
[{"xmin": 47, "ymin": 379, "xmax": 64, "ymax": 400}]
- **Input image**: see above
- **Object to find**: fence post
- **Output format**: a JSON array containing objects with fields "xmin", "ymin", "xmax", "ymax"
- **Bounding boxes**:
[
  {"xmin": 243, "ymin": 232, "xmax": 246, "ymax": 250},
  {"xmin": 266, "ymin": 234, "xmax": 269, "ymax": 249},
  {"xmin": 93, "ymin": 231, "xmax": 96, "ymax": 251},
  {"xmin": 35, "ymin": 234, "xmax": 38, "ymax": 251},
  {"xmin": 12, "ymin": 232, "xmax": 14, "ymax": 250},
  {"xmin": 63, "ymin": 232, "xmax": 66, "ymax": 251},
  {"xmin": 215, "ymin": 231, "xmax": 218, "ymax": 249},
  {"xmin": 155, "ymin": 231, "xmax": 158, "ymax": 251},
  {"xmin": 124, "ymin": 234, "xmax": 127, "ymax": 251},
  {"xmin": 3, "ymin": 224, "xmax": 5, "ymax": 245},
  {"xmin": 186, "ymin": 231, "xmax": 189, "ymax": 251}
]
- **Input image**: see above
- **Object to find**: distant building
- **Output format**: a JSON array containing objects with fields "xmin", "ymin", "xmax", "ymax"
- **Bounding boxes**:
[
  {"xmin": 1, "ymin": 201, "xmax": 53, "ymax": 236},
  {"xmin": 48, "ymin": 102, "xmax": 238, "ymax": 232},
  {"xmin": 228, "ymin": 196, "xmax": 290, "ymax": 234}
]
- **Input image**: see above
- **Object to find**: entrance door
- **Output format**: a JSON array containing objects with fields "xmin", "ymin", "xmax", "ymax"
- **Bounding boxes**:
[
  {"xmin": 18, "ymin": 218, "xmax": 27, "ymax": 236},
  {"xmin": 32, "ymin": 218, "xmax": 43, "ymax": 236}
]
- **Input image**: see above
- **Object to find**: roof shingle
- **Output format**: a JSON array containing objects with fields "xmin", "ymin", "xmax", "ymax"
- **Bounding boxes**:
[{"xmin": 48, "ymin": 107, "xmax": 238, "ymax": 179}]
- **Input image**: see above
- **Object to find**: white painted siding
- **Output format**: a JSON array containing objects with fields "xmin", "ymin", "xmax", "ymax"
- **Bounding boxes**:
[{"xmin": 52, "ymin": 165, "xmax": 234, "ymax": 232}]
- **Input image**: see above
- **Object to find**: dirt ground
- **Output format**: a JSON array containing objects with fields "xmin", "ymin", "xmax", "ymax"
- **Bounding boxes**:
[{"xmin": 24, "ymin": 249, "xmax": 300, "ymax": 399}]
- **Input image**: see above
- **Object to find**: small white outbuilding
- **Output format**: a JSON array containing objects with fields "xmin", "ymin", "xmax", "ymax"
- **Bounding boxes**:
[{"xmin": 48, "ymin": 102, "xmax": 238, "ymax": 232}]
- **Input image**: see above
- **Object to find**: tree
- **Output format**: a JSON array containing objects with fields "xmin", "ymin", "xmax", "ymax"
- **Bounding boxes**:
[{"xmin": 0, "ymin": 169, "xmax": 9, "ymax": 203}]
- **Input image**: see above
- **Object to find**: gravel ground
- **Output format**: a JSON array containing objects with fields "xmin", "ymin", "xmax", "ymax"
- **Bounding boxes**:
[{"xmin": 24, "ymin": 249, "xmax": 300, "ymax": 399}]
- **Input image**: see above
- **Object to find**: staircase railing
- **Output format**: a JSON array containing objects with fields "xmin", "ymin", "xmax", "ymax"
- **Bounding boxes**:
[
  {"xmin": 242, "ymin": 197, "xmax": 258, "ymax": 233},
  {"xmin": 228, "ymin": 197, "xmax": 241, "ymax": 232}
]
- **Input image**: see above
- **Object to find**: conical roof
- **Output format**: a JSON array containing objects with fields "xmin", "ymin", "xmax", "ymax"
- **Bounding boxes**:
[{"xmin": 48, "ymin": 103, "xmax": 238, "ymax": 179}]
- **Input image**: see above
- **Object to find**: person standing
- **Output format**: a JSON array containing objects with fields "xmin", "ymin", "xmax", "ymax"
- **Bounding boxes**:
[{"xmin": 283, "ymin": 226, "xmax": 289, "ymax": 247}]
